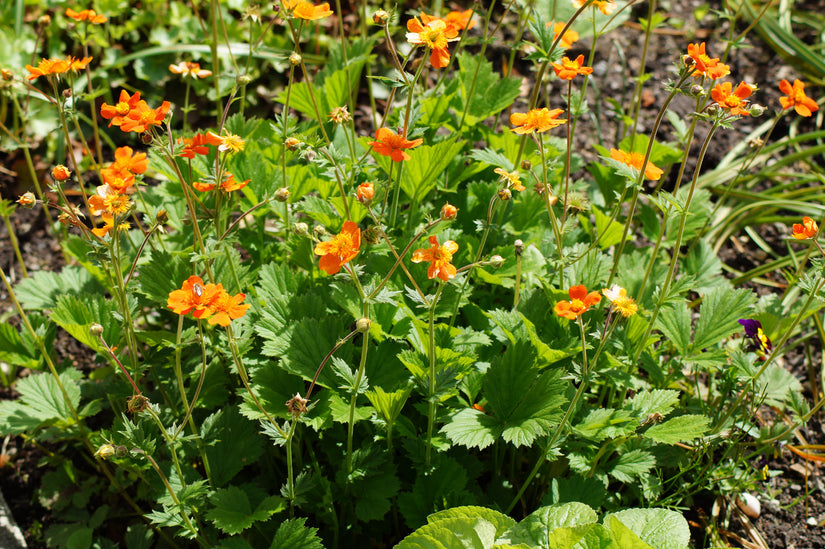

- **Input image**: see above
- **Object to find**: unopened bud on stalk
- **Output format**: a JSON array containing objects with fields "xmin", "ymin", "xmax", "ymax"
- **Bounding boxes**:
[
  {"xmin": 520, "ymin": 160, "xmax": 532, "ymax": 170},
  {"xmin": 17, "ymin": 192, "xmax": 36, "ymax": 208},
  {"xmin": 356, "ymin": 317, "xmax": 371, "ymax": 333},
  {"xmin": 140, "ymin": 132, "xmax": 153, "ymax": 145},
  {"xmin": 1, "ymin": 69, "xmax": 13, "ymax": 81},
  {"xmin": 63, "ymin": 88, "xmax": 72, "ymax": 99},
  {"xmin": 747, "ymin": 138, "xmax": 764, "ymax": 149},
  {"xmin": 313, "ymin": 225, "xmax": 328, "ymax": 239},
  {"xmin": 514, "ymin": 239, "xmax": 524, "ymax": 256},
  {"xmin": 749, "ymin": 104, "xmax": 766, "ymax": 117},
  {"xmin": 690, "ymin": 84, "xmax": 704, "ymax": 97},
  {"xmin": 498, "ymin": 188, "xmax": 512, "ymax": 201},
  {"xmin": 289, "ymin": 52, "xmax": 302, "ymax": 66},
  {"xmin": 52, "ymin": 165, "xmax": 71, "ymax": 181},
  {"xmin": 356, "ymin": 182, "xmax": 375, "ymax": 204},
  {"xmin": 90, "ymin": 323, "xmax": 104, "ymax": 337},
  {"xmin": 156, "ymin": 209, "xmax": 169, "ymax": 224},
  {"xmin": 440, "ymin": 203, "xmax": 458, "ymax": 220},
  {"xmin": 284, "ymin": 137, "xmax": 302, "ymax": 151},
  {"xmin": 237, "ymin": 74, "xmax": 253, "ymax": 86},
  {"xmin": 682, "ymin": 55, "xmax": 695, "ymax": 68},
  {"xmin": 487, "ymin": 255, "xmax": 505, "ymax": 269},
  {"xmin": 275, "ymin": 187, "xmax": 290, "ymax": 202},
  {"xmin": 363, "ymin": 226, "xmax": 380, "ymax": 244},
  {"xmin": 38, "ymin": 14, "xmax": 51, "ymax": 27},
  {"xmin": 705, "ymin": 104, "xmax": 720, "ymax": 116},
  {"xmin": 293, "ymin": 222, "xmax": 309, "ymax": 236},
  {"xmin": 94, "ymin": 444, "xmax": 116, "ymax": 460},
  {"xmin": 372, "ymin": 9, "xmax": 389, "ymax": 25}
]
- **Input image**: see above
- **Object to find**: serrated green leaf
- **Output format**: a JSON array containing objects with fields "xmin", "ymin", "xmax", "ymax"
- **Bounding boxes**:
[
  {"xmin": 572, "ymin": 408, "xmax": 636, "ymax": 442},
  {"xmin": 454, "ymin": 53, "xmax": 523, "ymax": 124},
  {"xmin": 626, "ymin": 390, "xmax": 680, "ymax": 422},
  {"xmin": 397, "ymin": 517, "xmax": 497, "ymax": 549},
  {"xmin": 605, "ymin": 509, "xmax": 689, "ymax": 549},
  {"xmin": 14, "ymin": 266, "xmax": 104, "ymax": 310},
  {"xmin": 0, "ymin": 322, "xmax": 41, "ymax": 369},
  {"xmin": 607, "ymin": 450, "xmax": 656, "ymax": 483},
  {"xmin": 756, "ymin": 363, "xmax": 803, "ymax": 408},
  {"xmin": 0, "ymin": 370, "xmax": 82, "ymax": 434},
  {"xmin": 428, "ymin": 506, "xmax": 516, "ymax": 538},
  {"xmin": 681, "ymin": 240, "xmax": 724, "ymax": 294},
  {"xmin": 137, "ymin": 249, "xmax": 191, "ymax": 304},
  {"xmin": 653, "ymin": 303, "xmax": 691, "ymax": 356},
  {"xmin": 270, "ymin": 518, "xmax": 324, "ymax": 549},
  {"xmin": 397, "ymin": 458, "xmax": 470, "ymax": 529},
  {"xmin": 643, "ymin": 415, "xmax": 709, "ymax": 444},
  {"xmin": 499, "ymin": 502, "xmax": 598, "ymax": 549},
  {"xmin": 202, "ymin": 408, "xmax": 264, "ymax": 486},
  {"xmin": 591, "ymin": 207, "xmax": 624, "ymax": 250},
  {"xmin": 206, "ymin": 486, "xmax": 284, "ymax": 535},
  {"xmin": 366, "ymin": 385, "xmax": 412, "ymax": 424},
  {"xmin": 50, "ymin": 294, "xmax": 120, "ymax": 351},
  {"xmin": 441, "ymin": 408, "xmax": 499, "ymax": 450},
  {"xmin": 692, "ymin": 287, "xmax": 757, "ymax": 352}
]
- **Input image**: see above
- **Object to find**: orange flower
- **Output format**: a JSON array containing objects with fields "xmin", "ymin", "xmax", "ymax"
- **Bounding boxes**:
[
  {"xmin": 167, "ymin": 275, "xmax": 221, "ymax": 318},
  {"xmin": 551, "ymin": 55, "xmax": 593, "ymax": 80},
  {"xmin": 609, "ymin": 149, "xmax": 663, "ymax": 181},
  {"xmin": 572, "ymin": 0, "xmax": 615, "ymax": 15},
  {"xmin": 65, "ymin": 8, "xmax": 107, "ymax": 23},
  {"xmin": 546, "ymin": 21, "xmax": 579, "ymax": 49},
  {"xmin": 92, "ymin": 215, "xmax": 130, "ymax": 238},
  {"xmin": 119, "ymin": 99, "xmax": 171, "ymax": 133},
  {"xmin": 109, "ymin": 146, "xmax": 148, "ymax": 175},
  {"xmin": 219, "ymin": 173, "xmax": 250, "ymax": 192},
  {"xmin": 89, "ymin": 185, "xmax": 132, "ymax": 216},
  {"xmin": 368, "ymin": 128, "xmax": 423, "ymax": 162},
  {"xmin": 25, "ymin": 57, "xmax": 90, "ymax": 80},
  {"xmin": 443, "ymin": 9, "xmax": 475, "ymax": 32},
  {"xmin": 283, "ymin": 0, "xmax": 333, "ymax": 20},
  {"xmin": 100, "ymin": 170, "xmax": 135, "ymax": 193},
  {"xmin": 779, "ymin": 79, "xmax": 819, "ymax": 117},
  {"xmin": 356, "ymin": 182, "xmax": 375, "ymax": 203},
  {"xmin": 412, "ymin": 235, "xmax": 459, "ymax": 281},
  {"xmin": 100, "ymin": 90, "xmax": 142, "ymax": 127},
  {"xmin": 792, "ymin": 217, "xmax": 818, "ymax": 240},
  {"xmin": 440, "ymin": 203, "xmax": 458, "ymax": 220},
  {"xmin": 554, "ymin": 284, "xmax": 601, "ymax": 320},
  {"xmin": 178, "ymin": 134, "xmax": 211, "ymax": 158},
  {"xmin": 17, "ymin": 192, "xmax": 36, "ymax": 208},
  {"xmin": 205, "ymin": 291, "xmax": 251, "ymax": 327},
  {"xmin": 169, "ymin": 61, "xmax": 212, "ymax": 79},
  {"xmin": 710, "ymin": 81, "xmax": 755, "ymax": 116},
  {"xmin": 686, "ymin": 42, "xmax": 730, "ymax": 80},
  {"xmin": 205, "ymin": 130, "xmax": 245, "ymax": 153},
  {"xmin": 510, "ymin": 108, "xmax": 566, "ymax": 134},
  {"xmin": 406, "ymin": 15, "xmax": 459, "ymax": 69},
  {"xmin": 494, "ymin": 168, "xmax": 525, "ymax": 191},
  {"xmin": 314, "ymin": 220, "xmax": 361, "ymax": 275},
  {"xmin": 52, "ymin": 165, "xmax": 71, "ymax": 181}
]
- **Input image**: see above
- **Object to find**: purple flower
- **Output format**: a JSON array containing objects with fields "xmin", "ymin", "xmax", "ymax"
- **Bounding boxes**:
[{"xmin": 738, "ymin": 319, "xmax": 772, "ymax": 358}]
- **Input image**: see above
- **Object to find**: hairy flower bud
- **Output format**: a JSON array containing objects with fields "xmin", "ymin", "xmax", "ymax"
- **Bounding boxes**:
[
  {"xmin": 140, "ymin": 132, "xmax": 153, "ymax": 145},
  {"xmin": 38, "ymin": 14, "xmax": 51, "ymax": 27},
  {"xmin": 356, "ymin": 317, "xmax": 371, "ymax": 333},
  {"xmin": 520, "ymin": 160, "xmax": 532, "ymax": 171},
  {"xmin": 498, "ymin": 188, "xmax": 512, "ymax": 201},
  {"xmin": 275, "ymin": 187, "xmax": 290, "ymax": 202},
  {"xmin": 514, "ymin": 239, "xmax": 524, "ymax": 256},
  {"xmin": 293, "ymin": 222, "xmax": 309, "ymax": 236},
  {"xmin": 372, "ymin": 9, "xmax": 389, "ymax": 25},
  {"xmin": 313, "ymin": 225, "xmax": 328, "ymax": 239},
  {"xmin": 156, "ymin": 209, "xmax": 169, "ymax": 224},
  {"xmin": 89, "ymin": 323, "xmax": 104, "ymax": 337},
  {"xmin": 356, "ymin": 182, "xmax": 375, "ymax": 204},
  {"xmin": 682, "ymin": 54, "xmax": 695, "ymax": 68},
  {"xmin": 284, "ymin": 137, "xmax": 302, "ymax": 151},
  {"xmin": 17, "ymin": 192, "xmax": 36, "ymax": 208},
  {"xmin": 95, "ymin": 444, "xmax": 116, "ymax": 460},
  {"xmin": 63, "ymin": 88, "xmax": 72, "ymax": 99},
  {"xmin": 487, "ymin": 255, "xmax": 505, "ymax": 268},
  {"xmin": 289, "ymin": 52, "xmax": 302, "ymax": 66},
  {"xmin": 440, "ymin": 203, "xmax": 458, "ymax": 220},
  {"xmin": 52, "ymin": 165, "xmax": 71, "ymax": 181},
  {"xmin": 749, "ymin": 104, "xmax": 766, "ymax": 117},
  {"xmin": 236, "ymin": 74, "xmax": 253, "ymax": 86},
  {"xmin": 690, "ymin": 84, "xmax": 704, "ymax": 97}
]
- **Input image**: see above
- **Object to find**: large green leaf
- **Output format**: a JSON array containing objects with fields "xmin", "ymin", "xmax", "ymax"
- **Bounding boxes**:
[
  {"xmin": 692, "ymin": 287, "xmax": 757, "ymax": 352},
  {"xmin": 269, "ymin": 518, "xmax": 324, "ymax": 549},
  {"xmin": 50, "ymin": 294, "xmax": 122, "ymax": 351},
  {"xmin": 14, "ymin": 266, "xmax": 104, "ymax": 310},
  {"xmin": 453, "ymin": 53, "xmax": 522, "ymax": 125},
  {"xmin": 427, "ymin": 507, "xmax": 516, "ymax": 538},
  {"xmin": 206, "ymin": 486, "xmax": 284, "ymax": 535},
  {"xmin": 498, "ymin": 502, "xmax": 598, "ymax": 549},
  {"xmin": 372, "ymin": 137, "xmax": 466, "ymax": 203},
  {"xmin": 202, "ymin": 407, "xmax": 264, "ymax": 486},
  {"xmin": 604, "ymin": 509, "xmax": 689, "ymax": 549},
  {"xmin": 643, "ymin": 415, "xmax": 709, "ymax": 445},
  {"xmin": 0, "ymin": 370, "xmax": 82, "ymax": 434},
  {"xmin": 396, "ymin": 517, "xmax": 497, "ymax": 549}
]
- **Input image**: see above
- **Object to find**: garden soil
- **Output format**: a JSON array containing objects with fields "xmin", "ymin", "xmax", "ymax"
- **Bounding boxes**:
[{"xmin": 2, "ymin": 0, "xmax": 825, "ymax": 547}]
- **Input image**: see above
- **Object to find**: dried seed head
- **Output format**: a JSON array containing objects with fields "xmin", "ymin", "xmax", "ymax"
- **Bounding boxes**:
[
  {"xmin": 286, "ymin": 393, "xmax": 309, "ymax": 416},
  {"xmin": 127, "ymin": 394, "xmax": 150, "ymax": 414},
  {"xmin": 362, "ymin": 225, "xmax": 381, "ymax": 244}
]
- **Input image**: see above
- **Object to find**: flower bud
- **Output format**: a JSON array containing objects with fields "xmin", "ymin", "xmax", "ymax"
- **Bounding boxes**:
[
  {"xmin": 749, "ymin": 104, "xmax": 766, "ymax": 117},
  {"xmin": 127, "ymin": 394, "xmax": 149, "ymax": 414},
  {"xmin": 289, "ymin": 52, "xmax": 302, "ymax": 66},
  {"xmin": 514, "ymin": 239, "xmax": 524, "ymax": 256},
  {"xmin": 313, "ymin": 225, "xmax": 328, "ymax": 239},
  {"xmin": 38, "ymin": 14, "xmax": 51, "ymax": 27},
  {"xmin": 547, "ymin": 194, "xmax": 559, "ymax": 206},
  {"xmin": 682, "ymin": 55, "xmax": 695, "ymax": 68},
  {"xmin": 690, "ymin": 84, "xmax": 704, "ymax": 97},
  {"xmin": 363, "ymin": 225, "xmax": 380, "ymax": 244},
  {"xmin": 520, "ymin": 160, "xmax": 532, "ymax": 171},
  {"xmin": 94, "ymin": 444, "xmax": 116, "ymax": 460},
  {"xmin": 63, "ymin": 88, "xmax": 72, "ymax": 99},
  {"xmin": 356, "ymin": 182, "xmax": 375, "ymax": 203},
  {"xmin": 487, "ymin": 255, "xmax": 505, "ymax": 268},
  {"xmin": 1, "ymin": 69, "xmax": 13, "ymax": 81},
  {"xmin": 284, "ymin": 137, "xmax": 302, "ymax": 151},
  {"xmin": 498, "ymin": 188, "xmax": 512, "ymax": 201},
  {"xmin": 356, "ymin": 317, "xmax": 371, "ymax": 333},
  {"xmin": 293, "ymin": 222, "xmax": 309, "ymax": 236},
  {"xmin": 705, "ymin": 104, "xmax": 720, "ymax": 116},
  {"xmin": 52, "ymin": 165, "xmax": 71, "ymax": 181},
  {"xmin": 17, "ymin": 192, "xmax": 36, "ymax": 208},
  {"xmin": 236, "ymin": 74, "xmax": 253, "ymax": 86},
  {"xmin": 156, "ymin": 209, "xmax": 169, "ymax": 224},
  {"xmin": 372, "ymin": 9, "xmax": 389, "ymax": 25},
  {"xmin": 440, "ymin": 202, "xmax": 458, "ymax": 220},
  {"xmin": 140, "ymin": 132, "xmax": 153, "ymax": 145},
  {"xmin": 89, "ymin": 323, "xmax": 104, "ymax": 337},
  {"xmin": 328, "ymin": 106, "xmax": 351, "ymax": 124},
  {"xmin": 747, "ymin": 138, "xmax": 764, "ymax": 149},
  {"xmin": 275, "ymin": 187, "xmax": 290, "ymax": 202}
]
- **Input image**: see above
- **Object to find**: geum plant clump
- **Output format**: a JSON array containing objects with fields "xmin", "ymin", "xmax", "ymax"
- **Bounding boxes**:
[{"xmin": 0, "ymin": 0, "xmax": 822, "ymax": 547}]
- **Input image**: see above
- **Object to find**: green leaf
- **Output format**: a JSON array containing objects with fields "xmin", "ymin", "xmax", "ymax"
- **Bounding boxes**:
[
  {"xmin": 643, "ymin": 415, "xmax": 709, "ymax": 444},
  {"xmin": 397, "ymin": 458, "xmax": 470, "ymax": 529},
  {"xmin": 441, "ymin": 408, "xmax": 499, "ymax": 450},
  {"xmin": 605, "ymin": 517, "xmax": 653, "ymax": 549},
  {"xmin": 499, "ymin": 502, "xmax": 598, "ymax": 549},
  {"xmin": 397, "ymin": 517, "xmax": 498, "ymax": 549},
  {"xmin": 0, "ymin": 322, "xmax": 41, "ymax": 369},
  {"xmin": 572, "ymin": 408, "xmax": 636, "ymax": 442},
  {"xmin": 604, "ymin": 509, "xmax": 689, "ymax": 549},
  {"xmin": 757, "ymin": 363, "xmax": 803, "ymax": 408},
  {"xmin": 573, "ymin": 523, "xmax": 617, "ymax": 549},
  {"xmin": 366, "ymin": 385, "xmax": 412, "ymax": 424},
  {"xmin": 202, "ymin": 408, "xmax": 264, "ymax": 486},
  {"xmin": 483, "ymin": 342, "xmax": 567, "ymax": 447},
  {"xmin": 607, "ymin": 450, "xmax": 656, "ymax": 483},
  {"xmin": 0, "ymin": 369, "xmax": 82, "ymax": 434},
  {"xmin": 454, "ymin": 53, "xmax": 523, "ymax": 124},
  {"xmin": 372, "ymin": 137, "xmax": 465, "ymax": 203},
  {"xmin": 692, "ymin": 287, "xmax": 756, "ymax": 352},
  {"xmin": 206, "ymin": 486, "xmax": 285, "ymax": 535},
  {"xmin": 653, "ymin": 303, "xmax": 691, "ymax": 356},
  {"xmin": 591, "ymin": 207, "xmax": 624, "ymax": 249},
  {"xmin": 427, "ymin": 506, "xmax": 516, "ymax": 538},
  {"xmin": 137, "ymin": 249, "xmax": 192, "ymax": 304},
  {"xmin": 50, "ymin": 294, "xmax": 120, "ymax": 351},
  {"xmin": 14, "ymin": 266, "xmax": 104, "ymax": 310},
  {"xmin": 681, "ymin": 240, "xmax": 724, "ymax": 294},
  {"xmin": 270, "ymin": 518, "xmax": 324, "ymax": 549},
  {"xmin": 626, "ymin": 390, "xmax": 680, "ymax": 422}
]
